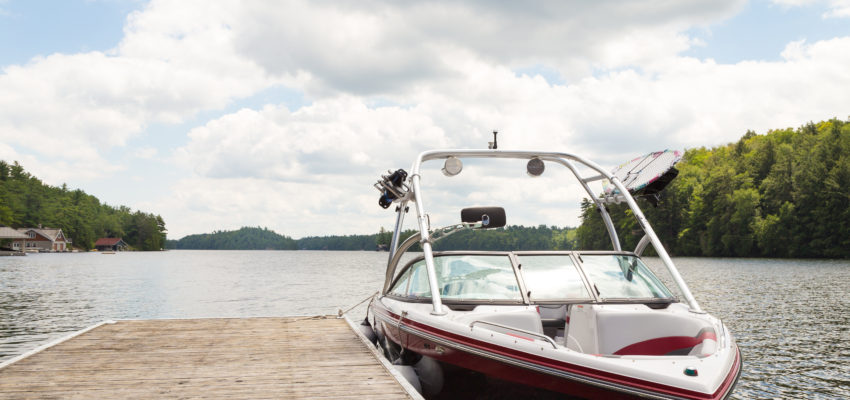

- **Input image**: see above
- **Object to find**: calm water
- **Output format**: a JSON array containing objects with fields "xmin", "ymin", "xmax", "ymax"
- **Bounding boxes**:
[{"xmin": 1, "ymin": 251, "xmax": 848, "ymax": 399}]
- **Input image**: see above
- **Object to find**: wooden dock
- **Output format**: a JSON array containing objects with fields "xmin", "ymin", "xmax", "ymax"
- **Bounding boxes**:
[{"xmin": 0, "ymin": 317, "xmax": 421, "ymax": 399}]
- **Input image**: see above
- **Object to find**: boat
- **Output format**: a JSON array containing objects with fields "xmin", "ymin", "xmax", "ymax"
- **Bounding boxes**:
[{"xmin": 363, "ymin": 143, "xmax": 742, "ymax": 399}]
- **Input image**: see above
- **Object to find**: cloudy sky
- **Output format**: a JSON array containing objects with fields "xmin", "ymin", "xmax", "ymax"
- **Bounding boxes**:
[{"xmin": 1, "ymin": 0, "xmax": 848, "ymax": 239}]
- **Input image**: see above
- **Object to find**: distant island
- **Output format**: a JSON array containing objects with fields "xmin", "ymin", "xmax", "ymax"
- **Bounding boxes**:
[
  {"xmin": 167, "ymin": 227, "xmax": 297, "ymax": 250},
  {"xmin": 0, "ymin": 161, "xmax": 166, "ymax": 251}
]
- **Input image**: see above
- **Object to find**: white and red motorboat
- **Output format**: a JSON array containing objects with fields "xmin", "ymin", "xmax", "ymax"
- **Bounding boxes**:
[{"xmin": 364, "ymin": 144, "xmax": 741, "ymax": 399}]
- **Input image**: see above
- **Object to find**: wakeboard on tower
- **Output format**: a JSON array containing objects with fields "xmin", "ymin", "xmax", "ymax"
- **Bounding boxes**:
[{"xmin": 603, "ymin": 150, "xmax": 682, "ymax": 207}]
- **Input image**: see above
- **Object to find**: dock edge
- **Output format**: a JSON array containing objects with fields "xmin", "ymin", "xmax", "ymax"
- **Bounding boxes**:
[
  {"xmin": 343, "ymin": 315, "xmax": 425, "ymax": 400},
  {"xmin": 0, "ymin": 320, "xmax": 116, "ymax": 370}
]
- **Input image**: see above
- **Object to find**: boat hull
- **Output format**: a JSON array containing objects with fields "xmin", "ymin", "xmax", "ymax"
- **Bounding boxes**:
[{"xmin": 371, "ymin": 304, "xmax": 741, "ymax": 400}]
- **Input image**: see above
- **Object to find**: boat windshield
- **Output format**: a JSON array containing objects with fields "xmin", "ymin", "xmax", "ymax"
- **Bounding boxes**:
[
  {"xmin": 579, "ymin": 255, "xmax": 673, "ymax": 300},
  {"xmin": 516, "ymin": 255, "xmax": 592, "ymax": 301},
  {"xmin": 389, "ymin": 255, "xmax": 522, "ymax": 301}
]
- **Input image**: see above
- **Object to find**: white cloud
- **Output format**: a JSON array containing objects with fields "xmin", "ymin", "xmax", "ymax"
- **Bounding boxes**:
[
  {"xmin": 175, "ymin": 99, "xmax": 454, "ymax": 180},
  {"xmin": 770, "ymin": 0, "xmax": 850, "ymax": 17},
  {"xmin": 233, "ymin": 0, "xmax": 745, "ymax": 95},
  {"xmin": 132, "ymin": 146, "xmax": 158, "ymax": 159},
  {"xmin": 823, "ymin": 0, "xmax": 850, "ymax": 17},
  {"xmin": 0, "ymin": 142, "xmax": 122, "ymax": 183},
  {"xmin": 150, "ymin": 176, "xmax": 385, "ymax": 239},
  {"xmin": 161, "ymin": 34, "xmax": 850, "ymax": 237},
  {"xmin": 0, "ymin": 0, "xmax": 274, "ymax": 180},
  {"xmin": 0, "ymin": 0, "xmax": 743, "ymax": 183}
]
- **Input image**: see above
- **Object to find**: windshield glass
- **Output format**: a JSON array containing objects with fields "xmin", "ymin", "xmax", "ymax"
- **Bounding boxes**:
[
  {"xmin": 389, "ymin": 255, "xmax": 521, "ymax": 301},
  {"xmin": 579, "ymin": 255, "xmax": 673, "ymax": 299},
  {"xmin": 518, "ymin": 255, "xmax": 591, "ymax": 301}
]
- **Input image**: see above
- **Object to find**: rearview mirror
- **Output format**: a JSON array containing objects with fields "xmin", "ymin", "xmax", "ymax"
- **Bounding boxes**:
[{"xmin": 461, "ymin": 207, "xmax": 506, "ymax": 229}]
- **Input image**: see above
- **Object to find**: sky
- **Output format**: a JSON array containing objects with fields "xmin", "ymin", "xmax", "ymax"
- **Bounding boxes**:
[{"xmin": 1, "ymin": 0, "xmax": 849, "ymax": 239}]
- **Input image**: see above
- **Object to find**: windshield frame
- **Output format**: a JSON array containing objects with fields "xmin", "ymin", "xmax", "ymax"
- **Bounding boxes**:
[
  {"xmin": 385, "ymin": 250, "xmax": 679, "ymax": 306},
  {"xmin": 573, "ymin": 251, "xmax": 678, "ymax": 302},
  {"xmin": 511, "ymin": 251, "xmax": 595, "ymax": 304},
  {"xmin": 385, "ymin": 251, "xmax": 527, "ymax": 305}
]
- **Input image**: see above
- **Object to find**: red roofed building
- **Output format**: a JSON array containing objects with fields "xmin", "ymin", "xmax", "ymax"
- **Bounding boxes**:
[{"xmin": 95, "ymin": 238, "xmax": 128, "ymax": 252}]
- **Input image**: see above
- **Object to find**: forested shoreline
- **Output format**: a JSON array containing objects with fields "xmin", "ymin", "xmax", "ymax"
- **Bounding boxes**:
[
  {"xmin": 578, "ymin": 118, "xmax": 850, "ymax": 258},
  {"xmin": 0, "ymin": 161, "xmax": 167, "ymax": 251}
]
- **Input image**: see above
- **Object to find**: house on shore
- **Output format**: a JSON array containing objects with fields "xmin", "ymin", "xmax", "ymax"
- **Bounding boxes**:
[
  {"xmin": 95, "ymin": 238, "xmax": 128, "ymax": 252},
  {"xmin": 0, "ymin": 227, "xmax": 30, "ymax": 252},
  {"xmin": 12, "ymin": 227, "xmax": 71, "ymax": 252}
]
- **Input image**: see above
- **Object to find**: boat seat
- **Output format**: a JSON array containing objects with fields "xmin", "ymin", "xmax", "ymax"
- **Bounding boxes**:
[
  {"xmin": 567, "ymin": 304, "xmax": 717, "ymax": 356},
  {"xmin": 611, "ymin": 326, "xmax": 717, "ymax": 356},
  {"xmin": 537, "ymin": 305, "xmax": 568, "ymax": 328},
  {"xmin": 538, "ymin": 305, "xmax": 569, "ymax": 343}
]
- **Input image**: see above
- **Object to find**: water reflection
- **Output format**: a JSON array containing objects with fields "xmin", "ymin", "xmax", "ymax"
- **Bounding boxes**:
[{"xmin": 1, "ymin": 252, "xmax": 848, "ymax": 398}]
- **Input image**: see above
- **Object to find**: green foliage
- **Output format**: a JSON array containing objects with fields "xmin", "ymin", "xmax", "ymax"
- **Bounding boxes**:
[
  {"xmin": 577, "ymin": 117, "xmax": 850, "ymax": 258},
  {"xmin": 376, "ymin": 227, "xmax": 392, "ymax": 248},
  {"xmin": 433, "ymin": 225, "xmax": 577, "ymax": 251},
  {"xmin": 168, "ymin": 227, "xmax": 297, "ymax": 250},
  {"xmin": 0, "ymin": 161, "xmax": 167, "ymax": 251},
  {"xmin": 298, "ymin": 232, "xmax": 387, "ymax": 250}
]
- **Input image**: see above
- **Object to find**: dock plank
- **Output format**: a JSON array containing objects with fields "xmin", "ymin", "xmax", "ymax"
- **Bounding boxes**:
[{"xmin": 0, "ymin": 317, "xmax": 416, "ymax": 399}]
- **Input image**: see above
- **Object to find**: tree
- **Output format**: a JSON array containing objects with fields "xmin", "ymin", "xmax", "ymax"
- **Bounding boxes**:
[
  {"xmin": 376, "ymin": 227, "xmax": 392, "ymax": 248},
  {"xmin": 577, "ymin": 117, "xmax": 850, "ymax": 258}
]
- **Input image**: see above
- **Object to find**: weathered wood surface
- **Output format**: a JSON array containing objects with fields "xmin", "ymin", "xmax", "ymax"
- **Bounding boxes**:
[{"xmin": 0, "ymin": 317, "xmax": 415, "ymax": 399}]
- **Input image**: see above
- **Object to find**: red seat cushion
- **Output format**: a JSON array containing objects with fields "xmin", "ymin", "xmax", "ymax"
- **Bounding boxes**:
[{"xmin": 614, "ymin": 329, "xmax": 716, "ymax": 356}]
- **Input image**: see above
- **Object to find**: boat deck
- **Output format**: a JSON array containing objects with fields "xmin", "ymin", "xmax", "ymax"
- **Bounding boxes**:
[{"xmin": 0, "ymin": 317, "xmax": 420, "ymax": 399}]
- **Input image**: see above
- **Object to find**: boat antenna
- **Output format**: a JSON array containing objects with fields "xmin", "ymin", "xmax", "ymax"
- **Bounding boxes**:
[{"xmin": 488, "ymin": 130, "xmax": 498, "ymax": 149}]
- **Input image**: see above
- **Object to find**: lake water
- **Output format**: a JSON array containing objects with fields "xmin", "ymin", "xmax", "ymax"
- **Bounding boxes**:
[{"xmin": 1, "ymin": 251, "xmax": 848, "ymax": 399}]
